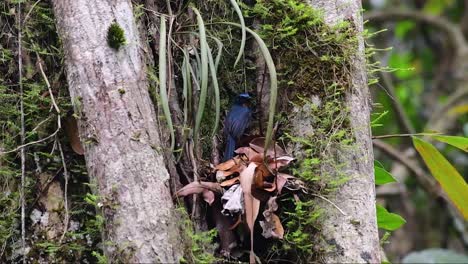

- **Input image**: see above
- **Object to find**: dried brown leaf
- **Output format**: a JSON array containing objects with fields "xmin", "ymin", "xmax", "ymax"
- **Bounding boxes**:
[
  {"xmin": 260, "ymin": 197, "xmax": 283, "ymax": 239},
  {"xmin": 263, "ymin": 181, "xmax": 276, "ymax": 192},
  {"xmin": 270, "ymin": 214, "xmax": 284, "ymax": 239},
  {"xmin": 249, "ymin": 137, "xmax": 286, "ymax": 157},
  {"xmin": 215, "ymin": 156, "xmax": 243, "ymax": 171},
  {"xmin": 235, "ymin": 147, "xmax": 259, "ymax": 160},
  {"xmin": 250, "ymin": 154, "xmax": 264, "ymax": 163},
  {"xmin": 220, "ymin": 176, "xmax": 240, "ymax": 187},
  {"xmin": 65, "ymin": 115, "xmax": 84, "ymax": 155},
  {"xmin": 216, "ymin": 157, "xmax": 246, "ymax": 182},
  {"xmin": 176, "ymin": 181, "xmax": 222, "ymax": 205},
  {"xmin": 203, "ymin": 190, "xmax": 215, "ymax": 205},
  {"xmin": 240, "ymin": 163, "xmax": 260, "ymax": 264},
  {"xmin": 277, "ymin": 173, "xmax": 295, "ymax": 194},
  {"xmin": 254, "ymin": 164, "xmax": 271, "ymax": 188},
  {"xmin": 269, "ymin": 156, "xmax": 295, "ymax": 171}
]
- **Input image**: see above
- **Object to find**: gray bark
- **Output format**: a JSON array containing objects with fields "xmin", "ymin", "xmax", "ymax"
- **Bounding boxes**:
[
  {"xmin": 52, "ymin": 0, "xmax": 182, "ymax": 262},
  {"xmin": 300, "ymin": 1, "xmax": 381, "ymax": 262}
]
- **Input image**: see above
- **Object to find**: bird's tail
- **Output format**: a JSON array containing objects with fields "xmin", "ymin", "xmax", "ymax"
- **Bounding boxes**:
[{"xmin": 223, "ymin": 135, "xmax": 236, "ymax": 161}]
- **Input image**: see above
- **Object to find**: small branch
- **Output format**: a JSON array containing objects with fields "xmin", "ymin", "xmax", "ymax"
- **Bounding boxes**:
[
  {"xmin": 37, "ymin": 54, "xmax": 60, "ymax": 114},
  {"xmin": 211, "ymin": 135, "xmax": 220, "ymax": 166},
  {"xmin": 311, "ymin": 194, "xmax": 347, "ymax": 216},
  {"xmin": 187, "ymin": 139, "xmax": 199, "ymax": 218},
  {"xmin": 57, "ymin": 137, "xmax": 69, "ymax": 244},
  {"xmin": 18, "ymin": 2, "xmax": 26, "ymax": 262},
  {"xmin": 372, "ymin": 132, "xmax": 441, "ymax": 139},
  {"xmin": 0, "ymin": 127, "xmax": 60, "ymax": 155},
  {"xmin": 365, "ymin": 10, "xmax": 468, "ymax": 56}
]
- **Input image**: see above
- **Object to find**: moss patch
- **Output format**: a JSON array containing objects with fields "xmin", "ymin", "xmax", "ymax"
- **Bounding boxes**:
[
  {"xmin": 107, "ymin": 22, "xmax": 127, "ymax": 50},
  {"xmin": 176, "ymin": 205, "xmax": 218, "ymax": 264}
]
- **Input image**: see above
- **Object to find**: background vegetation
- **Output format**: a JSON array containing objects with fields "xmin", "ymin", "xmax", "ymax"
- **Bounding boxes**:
[{"xmin": 365, "ymin": 0, "xmax": 468, "ymax": 262}]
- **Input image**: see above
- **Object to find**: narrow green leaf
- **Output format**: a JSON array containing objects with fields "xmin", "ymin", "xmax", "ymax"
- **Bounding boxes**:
[
  {"xmin": 374, "ymin": 161, "xmax": 397, "ymax": 185},
  {"xmin": 177, "ymin": 49, "xmax": 192, "ymax": 162},
  {"xmin": 430, "ymin": 135, "xmax": 468, "ymax": 152},
  {"xmin": 211, "ymin": 36, "xmax": 223, "ymax": 70},
  {"xmin": 188, "ymin": 32, "xmax": 201, "ymax": 82},
  {"xmin": 229, "ymin": 0, "xmax": 246, "ymax": 67},
  {"xmin": 192, "ymin": 7, "xmax": 209, "ymax": 148},
  {"xmin": 207, "ymin": 46, "xmax": 220, "ymax": 137},
  {"xmin": 376, "ymin": 204, "xmax": 406, "ymax": 231},
  {"xmin": 222, "ymin": 22, "xmax": 278, "ymax": 153},
  {"xmin": 182, "ymin": 51, "xmax": 188, "ymax": 124},
  {"xmin": 158, "ymin": 16, "xmax": 175, "ymax": 151},
  {"xmin": 413, "ymin": 137, "xmax": 468, "ymax": 219},
  {"xmin": 182, "ymin": 47, "xmax": 192, "ymax": 127}
]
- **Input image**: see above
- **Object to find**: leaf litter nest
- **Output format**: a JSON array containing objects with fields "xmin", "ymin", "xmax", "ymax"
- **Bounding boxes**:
[{"xmin": 176, "ymin": 137, "xmax": 307, "ymax": 263}]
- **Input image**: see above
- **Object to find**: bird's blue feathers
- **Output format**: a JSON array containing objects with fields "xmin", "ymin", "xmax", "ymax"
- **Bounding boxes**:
[
  {"xmin": 223, "ymin": 94, "xmax": 252, "ymax": 161},
  {"xmin": 224, "ymin": 135, "xmax": 237, "ymax": 161}
]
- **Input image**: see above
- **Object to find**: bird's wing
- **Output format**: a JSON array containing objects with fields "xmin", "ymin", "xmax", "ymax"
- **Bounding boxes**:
[{"xmin": 226, "ymin": 106, "xmax": 251, "ymax": 138}]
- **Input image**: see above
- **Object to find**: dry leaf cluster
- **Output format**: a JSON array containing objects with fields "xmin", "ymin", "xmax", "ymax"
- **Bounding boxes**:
[{"xmin": 176, "ymin": 137, "xmax": 306, "ymax": 263}]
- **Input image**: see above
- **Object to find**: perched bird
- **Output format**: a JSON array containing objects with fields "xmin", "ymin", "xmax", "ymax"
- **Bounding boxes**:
[{"xmin": 223, "ymin": 93, "xmax": 252, "ymax": 161}]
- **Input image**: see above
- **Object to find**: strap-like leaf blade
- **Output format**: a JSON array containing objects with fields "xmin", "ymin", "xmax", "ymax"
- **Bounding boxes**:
[
  {"xmin": 413, "ymin": 137, "xmax": 468, "ymax": 219},
  {"xmin": 158, "ymin": 16, "xmax": 175, "ymax": 151},
  {"xmin": 431, "ymin": 135, "xmax": 468, "ymax": 152},
  {"xmin": 192, "ymin": 7, "xmax": 209, "ymax": 148},
  {"xmin": 229, "ymin": 0, "xmax": 246, "ymax": 67}
]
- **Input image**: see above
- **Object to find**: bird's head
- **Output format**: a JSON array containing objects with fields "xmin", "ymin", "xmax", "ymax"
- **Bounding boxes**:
[{"xmin": 234, "ymin": 93, "xmax": 252, "ymax": 106}]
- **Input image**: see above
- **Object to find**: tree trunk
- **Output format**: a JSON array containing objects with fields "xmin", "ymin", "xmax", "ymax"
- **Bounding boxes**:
[
  {"xmin": 300, "ymin": 1, "xmax": 381, "ymax": 262},
  {"xmin": 52, "ymin": 0, "xmax": 182, "ymax": 262}
]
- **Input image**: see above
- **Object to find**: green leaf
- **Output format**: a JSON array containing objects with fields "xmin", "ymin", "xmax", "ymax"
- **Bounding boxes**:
[
  {"xmin": 229, "ymin": 0, "xmax": 246, "ymax": 67},
  {"xmin": 158, "ymin": 16, "xmax": 175, "ymax": 151},
  {"xmin": 376, "ymin": 204, "xmax": 406, "ymax": 231},
  {"xmin": 210, "ymin": 36, "xmax": 223, "ymax": 71},
  {"xmin": 192, "ymin": 6, "xmax": 209, "ymax": 148},
  {"xmin": 374, "ymin": 161, "xmax": 397, "ymax": 185},
  {"xmin": 207, "ymin": 46, "xmax": 221, "ymax": 137},
  {"xmin": 413, "ymin": 137, "xmax": 468, "ymax": 219},
  {"xmin": 430, "ymin": 135, "xmax": 468, "ymax": 152}
]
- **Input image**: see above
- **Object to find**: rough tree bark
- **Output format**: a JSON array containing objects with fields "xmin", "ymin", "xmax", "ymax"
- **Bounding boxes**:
[
  {"xmin": 298, "ymin": 1, "xmax": 381, "ymax": 262},
  {"xmin": 52, "ymin": 0, "xmax": 182, "ymax": 262}
]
